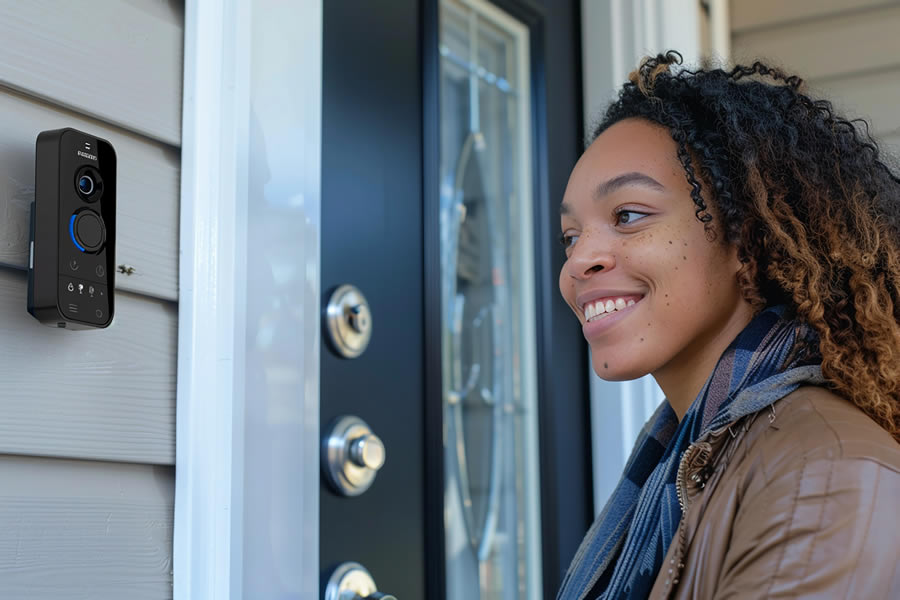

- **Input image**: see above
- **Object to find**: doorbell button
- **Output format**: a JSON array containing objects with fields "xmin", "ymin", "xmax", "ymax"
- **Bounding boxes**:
[{"xmin": 70, "ymin": 210, "xmax": 105, "ymax": 253}]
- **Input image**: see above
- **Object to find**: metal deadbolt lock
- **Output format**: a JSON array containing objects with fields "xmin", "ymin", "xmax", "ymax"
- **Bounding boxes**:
[
  {"xmin": 324, "ymin": 562, "xmax": 396, "ymax": 600},
  {"xmin": 325, "ymin": 284, "xmax": 373, "ymax": 358},
  {"xmin": 323, "ymin": 415, "xmax": 386, "ymax": 496}
]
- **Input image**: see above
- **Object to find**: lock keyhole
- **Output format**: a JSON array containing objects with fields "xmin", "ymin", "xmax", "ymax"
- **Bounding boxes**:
[
  {"xmin": 325, "ymin": 285, "xmax": 373, "ymax": 358},
  {"xmin": 348, "ymin": 304, "xmax": 370, "ymax": 333}
]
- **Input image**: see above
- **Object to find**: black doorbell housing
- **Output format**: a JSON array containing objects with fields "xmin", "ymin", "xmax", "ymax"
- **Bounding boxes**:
[{"xmin": 28, "ymin": 128, "xmax": 116, "ymax": 329}]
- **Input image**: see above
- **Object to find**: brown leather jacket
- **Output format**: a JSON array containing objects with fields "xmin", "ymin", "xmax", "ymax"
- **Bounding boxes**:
[{"xmin": 648, "ymin": 386, "xmax": 900, "ymax": 599}]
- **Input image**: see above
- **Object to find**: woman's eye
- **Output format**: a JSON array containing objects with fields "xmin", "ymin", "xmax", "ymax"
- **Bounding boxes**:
[
  {"xmin": 615, "ymin": 210, "xmax": 649, "ymax": 225},
  {"xmin": 559, "ymin": 233, "xmax": 579, "ymax": 248}
]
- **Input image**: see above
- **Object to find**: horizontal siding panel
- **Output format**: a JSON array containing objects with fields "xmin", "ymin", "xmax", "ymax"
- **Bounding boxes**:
[
  {"xmin": 883, "ymin": 132, "xmax": 900, "ymax": 161},
  {"xmin": 809, "ymin": 67, "xmax": 900, "ymax": 137},
  {"xmin": 0, "ymin": 0, "xmax": 183, "ymax": 146},
  {"xmin": 732, "ymin": 4, "xmax": 900, "ymax": 81},
  {"xmin": 0, "ymin": 87, "xmax": 178, "ymax": 302},
  {"xmin": 0, "ymin": 269, "xmax": 175, "ymax": 465},
  {"xmin": 0, "ymin": 456, "xmax": 172, "ymax": 599},
  {"xmin": 730, "ymin": 0, "xmax": 898, "ymax": 33}
]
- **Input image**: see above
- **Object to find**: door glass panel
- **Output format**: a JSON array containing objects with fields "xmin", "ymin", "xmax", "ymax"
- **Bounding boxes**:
[{"xmin": 439, "ymin": 1, "xmax": 542, "ymax": 598}]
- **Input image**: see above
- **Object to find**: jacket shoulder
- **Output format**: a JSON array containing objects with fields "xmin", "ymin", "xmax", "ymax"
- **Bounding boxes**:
[
  {"xmin": 709, "ymin": 388, "xmax": 900, "ymax": 599},
  {"xmin": 751, "ymin": 385, "xmax": 900, "ymax": 476}
]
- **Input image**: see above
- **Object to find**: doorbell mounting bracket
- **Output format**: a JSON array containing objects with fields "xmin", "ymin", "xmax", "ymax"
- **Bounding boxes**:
[{"xmin": 28, "ymin": 128, "xmax": 116, "ymax": 329}]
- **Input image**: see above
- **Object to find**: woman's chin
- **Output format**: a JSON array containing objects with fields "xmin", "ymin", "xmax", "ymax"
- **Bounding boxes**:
[{"xmin": 590, "ymin": 357, "xmax": 650, "ymax": 381}]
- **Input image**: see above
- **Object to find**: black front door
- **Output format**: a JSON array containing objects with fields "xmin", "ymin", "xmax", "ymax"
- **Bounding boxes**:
[
  {"xmin": 320, "ymin": 1, "xmax": 426, "ymax": 598},
  {"xmin": 319, "ymin": 2, "xmax": 591, "ymax": 599}
]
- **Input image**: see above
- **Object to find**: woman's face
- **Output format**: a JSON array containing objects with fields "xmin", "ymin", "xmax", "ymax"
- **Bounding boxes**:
[{"xmin": 559, "ymin": 118, "xmax": 751, "ymax": 383}]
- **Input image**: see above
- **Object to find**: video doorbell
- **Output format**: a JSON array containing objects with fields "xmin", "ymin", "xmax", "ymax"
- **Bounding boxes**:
[{"xmin": 28, "ymin": 128, "xmax": 116, "ymax": 329}]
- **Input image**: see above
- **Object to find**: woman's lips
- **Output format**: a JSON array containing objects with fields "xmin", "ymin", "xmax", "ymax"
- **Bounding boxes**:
[
  {"xmin": 582, "ymin": 295, "xmax": 642, "ymax": 321},
  {"xmin": 576, "ymin": 290, "xmax": 645, "ymax": 312},
  {"xmin": 581, "ymin": 296, "xmax": 642, "ymax": 340}
]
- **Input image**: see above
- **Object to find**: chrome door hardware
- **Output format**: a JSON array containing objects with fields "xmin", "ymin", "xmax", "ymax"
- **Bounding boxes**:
[
  {"xmin": 324, "ymin": 562, "xmax": 397, "ymax": 600},
  {"xmin": 325, "ymin": 284, "xmax": 373, "ymax": 358},
  {"xmin": 323, "ymin": 416, "xmax": 386, "ymax": 496}
]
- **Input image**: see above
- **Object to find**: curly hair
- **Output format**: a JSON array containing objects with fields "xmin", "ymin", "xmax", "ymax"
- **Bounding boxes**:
[{"xmin": 592, "ymin": 51, "xmax": 900, "ymax": 442}]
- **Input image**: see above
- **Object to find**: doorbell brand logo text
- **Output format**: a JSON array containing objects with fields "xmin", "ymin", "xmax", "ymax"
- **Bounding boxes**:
[{"xmin": 77, "ymin": 150, "xmax": 97, "ymax": 161}]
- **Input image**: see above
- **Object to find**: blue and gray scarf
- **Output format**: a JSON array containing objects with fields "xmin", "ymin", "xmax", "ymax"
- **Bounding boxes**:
[{"xmin": 557, "ymin": 305, "xmax": 824, "ymax": 600}]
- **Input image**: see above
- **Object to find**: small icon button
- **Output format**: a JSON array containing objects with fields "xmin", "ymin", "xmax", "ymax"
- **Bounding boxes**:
[
  {"xmin": 69, "ymin": 259, "xmax": 79, "ymax": 271},
  {"xmin": 95, "ymin": 265, "xmax": 105, "ymax": 278},
  {"xmin": 77, "ymin": 283, "xmax": 84, "ymax": 294},
  {"xmin": 95, "ymin": 309, "xmax": 103, "ymax": 319},
  {"xmin": 68, "ymin": 303, "xmax": 79, "ymax": 314},
  {"xmin": 67, "ymin": 282, "xmax": 74, "ymax": 292},
  {"xmin": 89, "ymin": 286, "xmax": 95, "ymax": 297}
]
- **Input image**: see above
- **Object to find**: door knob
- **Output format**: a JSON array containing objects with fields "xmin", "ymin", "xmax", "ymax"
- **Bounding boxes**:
[
  {"xmin": 349, "ymin": 433, "xmax": 386, "ymax": 470},
  {"xmin": 323, "ymin": 416, "xmax": 386, "ymax": 496},
  {"xmin": 324, "ymin": 562, "xmax": 397, "ymax": 600}
]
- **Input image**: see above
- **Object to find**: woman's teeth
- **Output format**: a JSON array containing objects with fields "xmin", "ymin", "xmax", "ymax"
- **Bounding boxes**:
[{"xmin": 584, "ymin": 298, "xmax": 637, "ymax": 322}]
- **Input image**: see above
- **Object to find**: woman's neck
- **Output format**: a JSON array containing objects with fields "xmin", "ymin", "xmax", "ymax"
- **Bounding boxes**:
[{"xmin": 654, "ymin": 304, "xmax": 756, "ymax": 421}]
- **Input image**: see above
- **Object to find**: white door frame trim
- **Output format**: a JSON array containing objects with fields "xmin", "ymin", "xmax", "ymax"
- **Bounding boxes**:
[
  {"xmin": 174, "ymin": 0, "xmax": 252, "ymax": 597},
  {"xmin": 175, "ymin": 0, "xmax": 323, "ymax": 595}
]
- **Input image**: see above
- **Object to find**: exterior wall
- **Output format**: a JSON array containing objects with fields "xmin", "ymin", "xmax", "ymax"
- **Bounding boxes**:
[
  {"xmin": 731, "ymin": 0, "xmax": 900, "ymax": 158},
  {"xmin": 0, "ymin": 0, "xmax": 181, "ymax": 597}
]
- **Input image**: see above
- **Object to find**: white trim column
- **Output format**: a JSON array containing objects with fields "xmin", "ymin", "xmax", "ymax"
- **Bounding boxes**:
[
  {"xmin": 175, "ymin": 0, "xmax": 322, "ymax": 598},
  {"xmin": 579, "ymin": 0, "xmax": 702, "ymax": 515},
  {"xmin": 581, "ymin": 0, "xmax": 701, "ymax": 137},
  {"xmin": 175, "ymin": 0, "xmax": 251, "ymax": 597},
  {"xmin": 708, "ymin": 0, "xmax": 731, "ymax": 64}
]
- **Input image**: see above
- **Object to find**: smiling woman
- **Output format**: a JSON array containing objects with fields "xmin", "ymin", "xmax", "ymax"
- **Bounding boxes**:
[
  {"xmin": 559, "ymin": 121, "xmax": 754, "ymax": 416},
  {"xmin": 557, "ymin": 52, "xmax": 900, "ymax": 600}
]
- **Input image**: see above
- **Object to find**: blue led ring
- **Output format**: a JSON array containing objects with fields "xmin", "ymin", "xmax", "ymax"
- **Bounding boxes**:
[{"xmin": 70, "ymin": 214, "xmax": 86, "ymax": 252}]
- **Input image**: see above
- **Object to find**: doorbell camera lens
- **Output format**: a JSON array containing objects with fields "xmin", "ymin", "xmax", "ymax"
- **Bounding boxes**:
[
  {"xmin": 78, "ymin": 175, "xmax": 94, "ymax": 195},
  {"xmin": 75, "ymin": 166, "xmax": 103, "ymax": 201}
]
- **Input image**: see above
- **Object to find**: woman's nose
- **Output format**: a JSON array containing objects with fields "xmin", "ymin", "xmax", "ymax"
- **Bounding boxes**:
[{"xmin": 565, "ymin": 234, "xmax": 616, "ymax": 280}]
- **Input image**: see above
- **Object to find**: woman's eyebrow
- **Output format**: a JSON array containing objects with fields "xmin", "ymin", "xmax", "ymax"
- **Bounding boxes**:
[
  {"xmin": 560, "ymin": 172, "xmax": 666, "ymax": 216},
  {"xmin": 593, "ymin": 171, "xmax": 666, "ymax": 199}
]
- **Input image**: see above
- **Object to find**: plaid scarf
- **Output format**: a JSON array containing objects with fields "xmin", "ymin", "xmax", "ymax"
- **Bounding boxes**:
[{"xmin": 557, "ymin": 306, "xmax": 824, "ymax": 600}]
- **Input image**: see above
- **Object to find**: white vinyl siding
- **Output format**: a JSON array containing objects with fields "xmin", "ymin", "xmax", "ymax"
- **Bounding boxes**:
[
  {"xmin": 0, "ymin": 0, "xmax": 182, "ymax": 597},
  {"xmin": 0, "ymin": 0, "xmax": 183, "ymax": 145},
  {"xmin": 0, "ymin": 456, "xmax": 174, "ymax": 600},
  {"xmin": 731, "ymin": 0, "xmax": 900, "ymax": 159}
]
